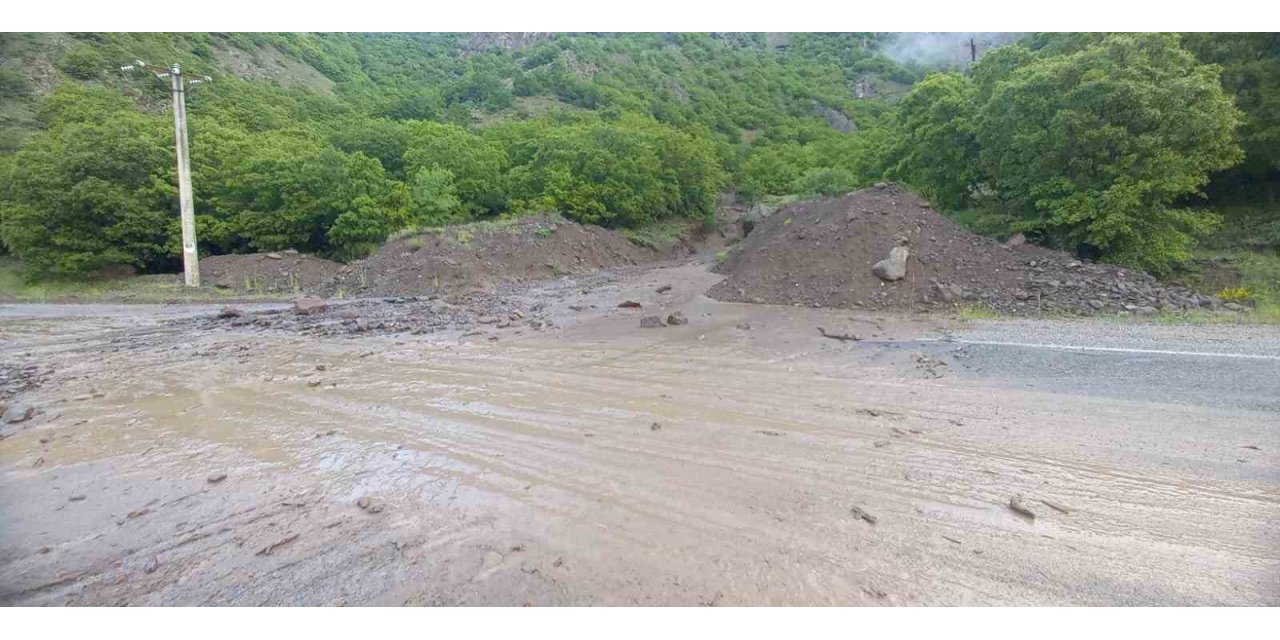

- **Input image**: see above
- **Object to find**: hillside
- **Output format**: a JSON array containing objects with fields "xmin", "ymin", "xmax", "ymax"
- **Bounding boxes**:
[
  {"xmin": 0, "ymin": 32, "xmax": 1276, "ymax": 315},
  {"xmin": 0, "ymin": 32, "xmax": 929, "ymax": 274},
  {"xmin": 0, "ymin": 33, "xmax": 915, "ymax": 155}
]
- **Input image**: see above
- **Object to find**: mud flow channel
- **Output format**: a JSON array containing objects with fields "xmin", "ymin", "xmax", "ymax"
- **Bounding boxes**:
[{"xmin": 1, "ymin": 263, "xmax": 1278, "ymax": 605}]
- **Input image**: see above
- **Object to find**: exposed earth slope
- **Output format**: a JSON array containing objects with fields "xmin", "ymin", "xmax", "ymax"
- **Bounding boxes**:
[{"xmin": 709, "ymin": 185, "xmax": 1219, "ymax": 315}]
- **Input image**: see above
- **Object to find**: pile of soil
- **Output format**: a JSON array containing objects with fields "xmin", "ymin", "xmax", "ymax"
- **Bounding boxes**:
[
  {"xmin": 322, "ymin": 213, "xmax": 655, "ymax": 298},
  {"xmin": 708, "ymin": 184, "xmax": 1220, "ymax": 315},
  {"xmin": 200, "ymin": 251, "xmax": 344, "ymax": 294}
]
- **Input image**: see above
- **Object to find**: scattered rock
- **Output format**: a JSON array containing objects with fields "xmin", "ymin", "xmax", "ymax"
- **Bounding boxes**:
[
  {"xmin": 1004, "ymin": 233, "xmax": 1027, "ymax": 247},
  {"xmin": 265, "ymin": 252, "xmax": 283, "ymax": 260},
  {"xmin": 735, "ymin": 322, "xmax": 752, "ymax": 330},
  {"xmin": 757, "ymin": 430, "xmax": 785, "ymax": 437},
  {"xmin": 256, "ymin": 533, "xmax": 299, "ymax": 556},
  {"xmin": 306, "ymin": 378, "xmax": 322, "ymax": 388},
  {"xmin": 650, "ymin": 422, "xmax": 662, "ymax": 431},
  {"xmin": 1133, "ymin": 306, "xmax": 1158, "ymax": 316},
  {"xmin": 477, "ymin": 315, "xmax": 500, "ymax": 324},
  {"xmin": 207, "ymin": 473, "xmax": 228, "ymax": 484},
  {"xmin": 817, "ymin": 327, "xmax": 861, "ymax": 342},
  {"xmin": 850, "ymin": 505, "xmax": 877, "ymax": 524},
  {"xmin": 655, "ymin": 284, "xmax": 673, "ymax": 293},
  {"xmin": 292, "ymin": 296, "xmax": 328, "ymax": 316},
  {"xmin": 618, "ymin": 300, "xmax": 642, "ymax": 309},
  {"xmin": 666, "ymin": 311, "xmax": 689, "ymax": 326},
  {"xmin": 640, "ymin": 315, "xmax": 665, "ymax": 328},
  {"xmin": 935, "ymin": 282, "xmax": 964, "ymax": 303},
  {"xmin": 356, "ymin": 496, "xmax": 385, "ymax": 514},
  {"xmin": 216, "ymin": 306, "xmax": 244, "ymax": 319},
  {"xmin": 2, "ymin": 404, "xmax": 34, "ymax": 424},
  {"xmin": 1008, "ymin": 495, "xmax": 1036, "ymax": 521},
  {"xmin": 68, "ymin": 494, "xmax": 86, "ymax": 502},
  {"xmin": 143, "ymin": 557, "xmax": 160, "ymax": 573}
]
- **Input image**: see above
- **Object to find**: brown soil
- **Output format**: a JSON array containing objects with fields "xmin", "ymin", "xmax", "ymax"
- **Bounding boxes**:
[
  {"xmin": 322, "ymin": 213, "xmax": 656, "ymax": 298},
  {"xmin": 708, "ymin": 184, "xmax": 1217, "ymax": 315},
  {"xmin": 200, "ymin": 251, "xmax": 344, "ymax": 295}
]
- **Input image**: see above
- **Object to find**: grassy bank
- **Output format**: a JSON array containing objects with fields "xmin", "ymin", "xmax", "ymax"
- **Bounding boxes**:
[{"xmin": 0, "ymin": 258, "xmax": 269, "ymax": 304}]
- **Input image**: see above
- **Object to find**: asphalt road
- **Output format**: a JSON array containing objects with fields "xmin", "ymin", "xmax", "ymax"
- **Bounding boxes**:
[{"xmin": 909, "ymin": 319, "xmax": 1280, "ymax": 412}]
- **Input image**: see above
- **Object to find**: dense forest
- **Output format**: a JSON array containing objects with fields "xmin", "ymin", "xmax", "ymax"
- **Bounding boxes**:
[{"xmin": 0, "ymin": 32, "xmax": 1276, "ymax": 280}]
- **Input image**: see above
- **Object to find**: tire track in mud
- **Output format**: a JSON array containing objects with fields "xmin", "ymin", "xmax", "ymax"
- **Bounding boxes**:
[
  {"xmin": 5, "ymin": 297, "xmax": 1278, "ymax": 604},
  {"xmin": 127, "ymin": 336, "xmax": 1278, "ymax": 604}
]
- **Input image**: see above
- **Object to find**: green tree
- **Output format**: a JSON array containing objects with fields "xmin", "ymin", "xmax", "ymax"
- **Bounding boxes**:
[
  {"xmin": 196, "ymin": 130, "xmax": 411, "ymax": 259},
  {"xmin": 795, "ymin": 166, "xmax": 857, "ymax": 197},
  {"xmin": 0, "ymin": 68, "xmax": 31, "ymax": 98},
  {"xmin": 1181, "ymin": 33, "xmax": 1280, "ymax": 201},
  {"xmin": 407, "ymin": 167, "xmax": 463, "ymax": 226},
  {"xmin": 327, "ymin": 117, "xmax": 414, "ymax": 177},
  {"xmin": 0, "ymin": 111, "xmax": 175, "ymax": 276},
  {"xmin": 57, "ymin": 43, "xmax": 107, "ymax": 80},
  {"xmin": 976, "ymin": 33, "xmax": 1243, "ymax": 272},
  {"xmin": 404, "ymin": 121, "xmax": 508, "ymax": 215},
  {"xmin": 883, "ymin": 72, "xmax": 980, "ymax": 210},
  {"xmin": 506, "ymin": 117, "xmax": 723, "ymax": 226}
]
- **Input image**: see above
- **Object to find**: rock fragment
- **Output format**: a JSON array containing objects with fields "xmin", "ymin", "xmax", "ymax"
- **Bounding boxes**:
[{"xmin": 292, "ymin": 297, "xmax": 327, "ymax": 316}]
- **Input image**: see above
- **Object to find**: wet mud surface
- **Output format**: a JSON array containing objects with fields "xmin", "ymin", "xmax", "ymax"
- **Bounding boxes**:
[{"xmin": 1, "ymin": 261, "xmax": 1277, "ymax": 605}]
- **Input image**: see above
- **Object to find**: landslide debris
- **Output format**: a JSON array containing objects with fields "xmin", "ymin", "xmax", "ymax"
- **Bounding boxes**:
[{"xmin": 708, "ymin": 184, "xmax": 1218, "ymax": 315}]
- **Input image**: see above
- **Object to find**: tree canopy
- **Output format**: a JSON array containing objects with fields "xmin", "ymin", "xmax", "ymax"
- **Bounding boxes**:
[{"xmin": 886, "ymin": 33, "xmax": 1244, "ymax": 272}]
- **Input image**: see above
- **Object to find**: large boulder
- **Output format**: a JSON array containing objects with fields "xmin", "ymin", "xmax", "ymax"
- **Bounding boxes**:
[{"xmin": 872, "ymin": 244, "xmax": 910, "ymax": 282}]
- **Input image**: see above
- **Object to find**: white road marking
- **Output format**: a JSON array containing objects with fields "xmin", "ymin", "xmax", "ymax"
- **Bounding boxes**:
[{"xmin": 927, "ymin": 338, "xmax": 1280, "ymax": 361}]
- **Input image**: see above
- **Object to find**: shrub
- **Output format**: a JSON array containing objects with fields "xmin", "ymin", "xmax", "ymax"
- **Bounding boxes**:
[{"xmin": 58, "ymin": 44, "xmax": 107, "ymax": 80}]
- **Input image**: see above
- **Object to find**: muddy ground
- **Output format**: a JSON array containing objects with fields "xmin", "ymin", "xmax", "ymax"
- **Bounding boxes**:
[{"xmin": 1, "ymin": 259, "xmax": 1277, "ymax": 606}]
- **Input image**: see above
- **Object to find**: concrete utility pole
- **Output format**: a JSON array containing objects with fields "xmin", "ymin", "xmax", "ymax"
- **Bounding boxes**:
[{"xmin": 121, "ymin": 61, "xmax": 211, "ymax": 287}]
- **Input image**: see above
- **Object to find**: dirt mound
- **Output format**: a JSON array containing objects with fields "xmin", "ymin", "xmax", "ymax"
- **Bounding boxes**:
[
  {"xmin": 200, "ymin": 251, "xmax": 344, "ymax": 294},
  {"xmin": 324, "ymin": 213, "xmax": 656, "ymax": 298},
  {"xmin": 708, "ymin": 185, "xmax": 1218, "ymax": 315}
]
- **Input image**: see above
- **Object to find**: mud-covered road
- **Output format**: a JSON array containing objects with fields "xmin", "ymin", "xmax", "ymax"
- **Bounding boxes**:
[{"xmin": 2, "ymin": 263, "xmax": 1277, "ymax": 605}]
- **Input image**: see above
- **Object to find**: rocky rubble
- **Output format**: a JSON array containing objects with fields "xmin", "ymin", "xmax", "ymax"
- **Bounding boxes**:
[
  {"xmin": 192, "ymin": 292, "xmax": 557, "ymax": 339},
  {"xmin": 710, "ymin": 185, "xmax": 1225, "ymax": 316}
]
